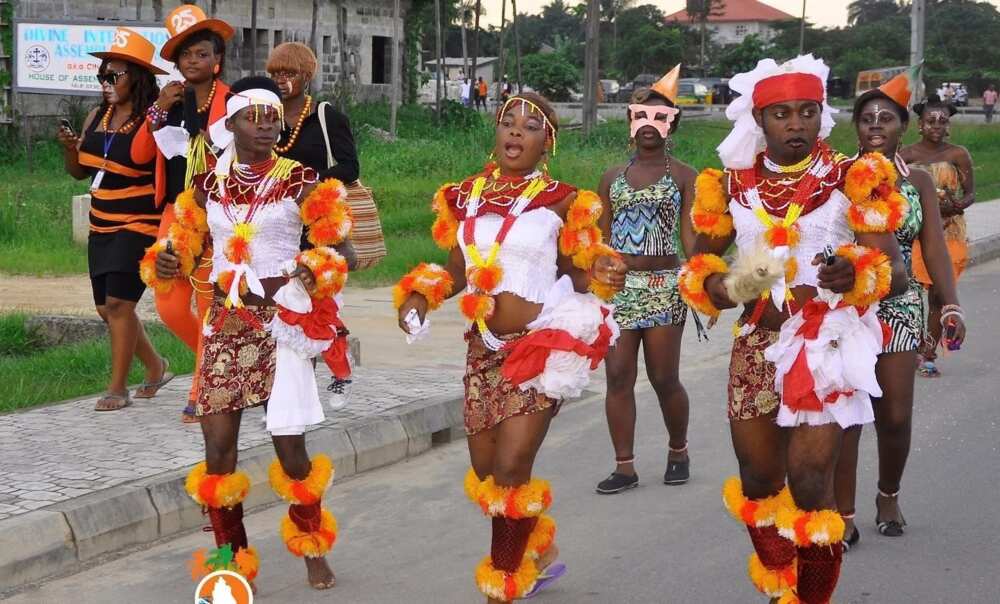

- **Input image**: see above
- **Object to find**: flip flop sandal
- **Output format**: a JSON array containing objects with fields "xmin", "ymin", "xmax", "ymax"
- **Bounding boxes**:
[
  {"xmin": 181, "ymin": 402, "xmax": 200, "ymax": 424},
  {"xmin": 134, "ymin": 358, "xmax": 175, "ymax": 398},
  {"xmin": 916, "ymin": 360, "xmax": 941, "ymax": 378},
  {"xmin": 95, "ymin": 392, "xmax": 132, "ymax": 411},
  {"xmin": 523, "ymin": 562, "xmax": 566, "ymax": 599}
]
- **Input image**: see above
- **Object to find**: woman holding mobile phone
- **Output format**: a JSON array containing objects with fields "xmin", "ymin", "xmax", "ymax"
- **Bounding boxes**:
[
  {"xmin": 143, "ymin": 4, "xmax": 233, "ymax": 422},
  {"xmin": 57, "ymin": 27, "xmax": 172, "ymax": 411}
]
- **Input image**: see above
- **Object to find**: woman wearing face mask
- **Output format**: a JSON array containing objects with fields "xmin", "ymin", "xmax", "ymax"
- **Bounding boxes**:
[
  {"xmin": 594, "ymin": 66, "xmax": 697, "ymax": 495},
  {"xmin": 58, "ymin": 28, "xmax": 172, "ymax": 411},
  {"xmin": 833, "ymin": 73, "xmax": 966, "ymax": 549},
  {"xmin": 395, "ymin": 93, "xmax": 627, "ymax": 603},
  {"xmin": 899, "ymin": 95, "xmax": 974, "ymax": 378},
  {"xmin": 143, "ymin": 4, "xmax": 233, "ymax": 422},
  {"xmin": 151, "ymin": 76, "xmax": 356, "ymax": 590},
  {"xmin": 681, "ymin": 55, "xmax": 906, "ymax": 603}
]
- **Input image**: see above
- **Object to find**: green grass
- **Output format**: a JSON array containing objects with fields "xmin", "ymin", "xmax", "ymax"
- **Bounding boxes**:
[
  {"xmin": 3, "ymin": 104, "xmax": 1000, "ymax": 284},
  {"xmin": 0, "ymin": 313, "xmax": 196, "ymax": 412}
]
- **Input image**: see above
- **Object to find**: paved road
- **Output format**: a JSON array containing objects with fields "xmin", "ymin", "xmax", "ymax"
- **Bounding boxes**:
[{"xmin": 5, "ymin": 260, "xmax": 999, "ymax": 604}]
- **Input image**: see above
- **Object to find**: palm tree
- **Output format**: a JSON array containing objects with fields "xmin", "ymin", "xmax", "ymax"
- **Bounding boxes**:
[
  {"xmin": 685, "ymin": 0, "xmax": 726, "ymax": 76},
  {"xmin": 457, "ymin": 0, "xmax": 477, "ymax": 80},
  {"xmin": 847, "ymin": 0, "xmax": 902, "ymax": 26},
  {"xmin": 602, "ymin": 0, "xmax": 635, "ymax": 73},
  {"xmin": 471, "ymin": 0, "xmax": 482, "ymax": 98}
]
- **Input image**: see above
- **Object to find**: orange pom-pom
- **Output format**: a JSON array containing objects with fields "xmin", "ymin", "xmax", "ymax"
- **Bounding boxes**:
[
  {"xmin": 184, "ymin": 462, "xmax": 250, "ymax": 509},
  {"xmin": 845, "ymin": 153, "xmax": 907, "ymax": 233},
  {"xmin": 468, "ymin": 263, "xmax": 503, "ymax": 293},
  {"xmin": 301, "ymin": 178, "xmax": 353, "ymax": 245},
  {"xmin": 224, "ymin": 234, "xmax": 252, "ymax": 265},
  {"xmin": 692, "ymin": 208, "xmax": 734, "ymax": 238},
  {"xmin": 566, "ymin": 189, "xmax": 602, "ymax": 229},
  {"xmin": 460, "ymin": 293, "xmax": 495, "ymax": 322},
  {"xmin": 475, "ymin": 555, "xmax": 539, "ymax": 601},
  {"xmin": 174, "ymin": 188, "xmax": 208, "ymax": 233},
  {"xmin": 764, "ymin": 224, "xmax": 801, "ymax": 248},
  {"xmin": 139, "ymin": 240, "xmax": 175, "ymax": 293},
  {"xmin": 281, "ymin": 508, "xmax": 337, "ymax": 558},
  {"xmin": 835, "ymin": 243, "xmax": 891, "ymax": 307}
]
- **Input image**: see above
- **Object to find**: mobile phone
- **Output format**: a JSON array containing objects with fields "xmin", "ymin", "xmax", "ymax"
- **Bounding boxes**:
[
  {"xmin": 165, "ymin": 240, "xmax": 175, "ymax": 256},
  {"xmin": 59, "ymin": 118, "xmax": 74, "ymax": 134},
  {"xmin": 821, "ymin": 244, "xmax": 837, "ymax": 266}
]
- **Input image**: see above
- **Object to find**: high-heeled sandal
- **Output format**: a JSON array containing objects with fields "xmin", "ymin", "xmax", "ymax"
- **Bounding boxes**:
[
  {"xmin": 841, "ymin": 512, "xmax": 860, "ymax": 552},
  {"xmin": 876, "ymin": 490, "xmax": 907, "ymax": 537}
]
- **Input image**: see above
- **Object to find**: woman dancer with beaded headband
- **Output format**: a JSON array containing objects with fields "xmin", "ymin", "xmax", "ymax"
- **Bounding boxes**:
[
  {"xmin": 144, "ymin": 4, "xmax": 233, "ymax": 422},
  {"xmin": 833, "ymin": 71, "xmax": 966, "ymax": 548},
  {"xmin": 680, "ymin": 55, "xmax": 906, "ymax": 603},
  {"xmin": 900, "ymin": 95, "xmax": 975, "ymax": 378},
  {"xmin": 150, "ymin": 77, "xmax": 356, "ymax": 590},
  {"xmin": 595, "ymin": 65, "xmax": 697, "ymax": 494},
  {"xmin": 394, "ymin": 93, "xmax": 627, "ymax": 602}
]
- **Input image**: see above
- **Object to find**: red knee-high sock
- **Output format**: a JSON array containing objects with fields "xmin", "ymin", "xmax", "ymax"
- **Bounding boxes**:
[
  {"xmin": 207, "ymin": 503, "xmax": 248, "ymax": 552},
  {"xmin": 491, "ymin": 516, "xmax": 538, "ymax": 572},
  {"xmin": 748, "ymin": 524, "xmax": 796, "ymax": 570},
  {"xmin": 795, "ymin": 543, "xmax": 843, "ymax": 604}
]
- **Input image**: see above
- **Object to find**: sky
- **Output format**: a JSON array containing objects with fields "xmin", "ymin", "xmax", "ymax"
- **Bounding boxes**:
[{"xmin": 480, "ymin": 0, "xmax": 999, "ymax": 29}]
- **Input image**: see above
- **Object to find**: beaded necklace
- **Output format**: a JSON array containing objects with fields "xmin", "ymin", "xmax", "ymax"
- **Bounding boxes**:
[
  {"xmin": 99, "ymin": 105, "xmax": 141, "ymax": 134},
  {"xmin": 196, "ymin": 80, "xmax": 218, "ymax": 114},
  {"xmin": 462, "ymin": 173, "xmax": 548, "ymax": 350},
  {"xmin": 275, "ymin": 95, "xmax": 312, "ymax": 154}
]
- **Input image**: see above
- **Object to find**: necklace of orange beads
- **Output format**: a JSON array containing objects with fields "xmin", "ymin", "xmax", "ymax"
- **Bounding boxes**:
[
  {"xmin": 99, "ymin": 105, "xmax": 141, "ymax": 134},
  {"xmin": 275, "ymin": 95, "xmax": 312, "ymax": 154}
]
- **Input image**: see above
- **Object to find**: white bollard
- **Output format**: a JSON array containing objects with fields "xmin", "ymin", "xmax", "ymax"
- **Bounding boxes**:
[{"xmin": 71, "ymin": 194, "xmax": 91, "ymax": 245}]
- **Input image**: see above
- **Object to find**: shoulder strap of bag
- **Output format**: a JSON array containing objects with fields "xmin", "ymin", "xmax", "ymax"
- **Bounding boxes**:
[{"xmin": 317, "ymin": 101, "xmax": 336, "ymax": 169}]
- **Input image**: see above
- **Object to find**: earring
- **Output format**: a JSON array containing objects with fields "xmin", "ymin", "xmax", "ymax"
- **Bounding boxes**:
[
  {"xmin": 627, "ymin": 138, "xmax": 635, "ymax": 154},
  {"xmin": 213, "ymin": 64, "xmax": 220, "ymax": 75},
  {"xmin": 665, "ymin": 136, "xmax": 675, "ymax": 154},
  {"xmin": 542, "ymin": 160, "xmax": 550, "ymax": 174}
]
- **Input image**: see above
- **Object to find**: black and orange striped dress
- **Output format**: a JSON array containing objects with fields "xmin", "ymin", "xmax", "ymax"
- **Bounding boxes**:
[{"xmin": 78, "ymin": 114, "xmax": 163, "ymax": 303}]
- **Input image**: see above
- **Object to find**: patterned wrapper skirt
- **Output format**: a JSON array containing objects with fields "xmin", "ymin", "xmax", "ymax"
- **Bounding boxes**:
[
  {"xmin": 196, "ymin": 301, "xmax": 278, "ymax": 416},
  {"xmin": 877, "ymin": 282, "xmax": 925, "ymax": 354},
  {"xmin": 463, "ymin": 330, "xmax": 556, "ymax": 435},
  {"xmin": 611, "ymin": 268, "xmax": 687, "ymax": 330},
  {"xmin": 727, "ymin": 324, "xmax": 781, "ymax": 421}
]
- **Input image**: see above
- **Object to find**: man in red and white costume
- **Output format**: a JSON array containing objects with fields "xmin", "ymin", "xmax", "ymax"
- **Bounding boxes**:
[{"xmin": 680, "ymin": 55, "xmax": 908, "ymax": 603}]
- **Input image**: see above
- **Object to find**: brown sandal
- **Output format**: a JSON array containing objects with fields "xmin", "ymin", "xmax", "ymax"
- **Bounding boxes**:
[{"xmin": 95, "ymin": 392, "xmax": 132, "ymax": 411}]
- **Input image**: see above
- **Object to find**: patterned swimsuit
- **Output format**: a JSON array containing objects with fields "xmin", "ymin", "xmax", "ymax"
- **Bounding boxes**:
[
  {"xmin": 877, "ymin": 180, "xmax": 924, "ymax": 353},
  {"xmin": 609, "ymin": 168, "xmax": 687, "ymax": 330}
]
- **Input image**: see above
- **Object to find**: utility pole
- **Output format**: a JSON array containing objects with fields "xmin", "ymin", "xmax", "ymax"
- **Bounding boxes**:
[
  {"xmin": 799, "ymin": 0, "xmax": 806, "ymax": 55},
  {"xmin": 511, "ymin": 0, "xmax": 523, "ymax": 93},
  {"xmin": 496, "ymin": 0, "xmax": 506, "ymax": 105},
  {"xmin": 582, "ymin": 0, "xmax": 599, "ymax": 135},
  {"xmin": 435, "ymin": 0, "xmax": 444, "ymax": 119},
  {"xmin": 390, "ymin": 0, "xmax": 401, "ymax": 137},
  {"xmin": 910, "ymin": 0, "xmax": 926, "ymax": 99},
  {"xmin": 250, "ymin": 0, "xmax": 258, "ymax": 74},
  {"xmin": 471, "ymin": 0, "xmax": 482, "ymax": 104}
]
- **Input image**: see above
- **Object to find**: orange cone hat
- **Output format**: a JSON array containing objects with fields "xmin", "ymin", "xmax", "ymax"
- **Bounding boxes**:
[
  {"xmin": 878, "ymin": 64, "xmax": 922, "ymax": 109},
  {"xmin": 652, "ymin": 64, "xmax": 681, "ymax": 104}
]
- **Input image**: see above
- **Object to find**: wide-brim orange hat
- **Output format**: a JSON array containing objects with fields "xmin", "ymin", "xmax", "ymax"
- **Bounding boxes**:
[
  {"xmin": 91, "ymin": 27, "xmax": 169, "ymax": 75},
  {"xmin": 160, "ymin": 4, "xmax": 234, "ymax": 62}
]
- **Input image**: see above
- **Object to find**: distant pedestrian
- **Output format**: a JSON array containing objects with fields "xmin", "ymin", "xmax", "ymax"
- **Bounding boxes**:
[
  {"xmin": 955, "ymin": 84, "xmax": 968, "ymax": 106},
  {"xmin": 983, "ymin": 84, "xmax": 997, "ymax": 123},
  {"xmin": 476, "ymin": 76, "xmax": 488, "ymax": 110},
  {"xmin": 461, "ymin": 78, "xmax": 471, "ymax": 107},
  {"xmin": 943, "ymin": 83, "xmax": 955, "ymax": 103}
]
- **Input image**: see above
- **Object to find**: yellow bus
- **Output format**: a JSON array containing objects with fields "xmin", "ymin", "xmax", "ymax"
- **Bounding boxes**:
[{"xmin": 855, "ymin": 66, "xmax": 908, "ymax": 96}]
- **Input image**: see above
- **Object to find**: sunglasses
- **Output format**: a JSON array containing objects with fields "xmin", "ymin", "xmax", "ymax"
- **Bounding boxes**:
[
  {"xmin": 97, "ymin": 70, "xmax": 128, "ymax": 86},
  {"xmin": 269, "ymin": 70, "xmax": 300, "ymax": 82}
]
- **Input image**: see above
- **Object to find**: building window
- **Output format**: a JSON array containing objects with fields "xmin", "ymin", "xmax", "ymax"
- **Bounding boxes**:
[
  {"xmin": 735, "ymin": 24, "xmax": 748, "ymax": 38},
  {"xmin": 274, "ymin": 30, "xmax": 283, "ymax": 47},
  {"xmin": 323, "ymin": 35, "xmax": 332, "ymax": 55},
  {"xmin": 371, "ymin": 36, "xmax": 390, "ymax": 84}
]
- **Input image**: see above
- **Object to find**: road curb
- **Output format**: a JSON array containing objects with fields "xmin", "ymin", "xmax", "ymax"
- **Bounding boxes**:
[
  {"xmin": 0, "ymin": 392, "xmax": 464, "ymax": 593},
  {"xmin": 969, "ymin": 233, "xmax": 1000, "ymax": 268}
]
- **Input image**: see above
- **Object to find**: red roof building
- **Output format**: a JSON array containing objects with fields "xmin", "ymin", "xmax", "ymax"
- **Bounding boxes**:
[{"xmin": 666, "ymin": 0, "xmax": 795, "ymax": 45}]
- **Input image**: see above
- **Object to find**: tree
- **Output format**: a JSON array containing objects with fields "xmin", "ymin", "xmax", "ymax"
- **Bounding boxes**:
[
  {"xmin": 847, "ymin": 0, "xmax": 902, "ymax": 26},
  {"xmin": 685, "ymin": 0, "xmax": 726, "ymax": 76},
  {"xmin": 521, "ymin": 52, "xmax": 579, "ymax": 100},
  {"xmin": 714, "ymin": 34, "xmax": 769, "ymax": 76},
  {"xmin": 615, "ymin": 5, "xmax": 684, "ymax": 80}
]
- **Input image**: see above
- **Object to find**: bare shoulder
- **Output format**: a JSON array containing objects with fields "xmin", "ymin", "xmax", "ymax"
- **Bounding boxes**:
[
  {"xmin": 907, "ymin": 167, "xmax": 934, "ymax": 190},
  {"xmin": 600, "ymin": 164, "xmax": 626, "ymax": 185},
  {"xmin": 669, "ymin": 157, "xmax": 697, "ymax": 186},
  {"xmin": 948, "ymin": 143, "xmax": 973, "ymax": 164}
]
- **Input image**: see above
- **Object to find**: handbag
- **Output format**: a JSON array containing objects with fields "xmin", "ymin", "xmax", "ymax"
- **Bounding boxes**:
[{"xmin": 318, "ymin": 101, "xmax": 387, "ymax": 270}]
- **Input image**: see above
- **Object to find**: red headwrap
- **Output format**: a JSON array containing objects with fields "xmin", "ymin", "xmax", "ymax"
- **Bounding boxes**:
[{"xmin": 752, "ymin": 73, "xmax": 824, "ymax": 109}]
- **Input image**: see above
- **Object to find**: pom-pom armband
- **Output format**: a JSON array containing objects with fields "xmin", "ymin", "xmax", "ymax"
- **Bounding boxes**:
[
  {"xmin": 300, "ymin": 178, "xmax": 354, "ymax": 246},
  {"xmin": 692, "ymin": 168, "xmax": 734, "ymax": 237},
  {"xmin": 393, "ymin": 263, "xmax": 455, "ymax": 310},
  {"xmin": 269, "ymin": 454, "xmax": 334, "ymax": 506},
  {"xmin": 844, "ymin": 152, "xmax": 909, "ymax": 233},
  {"xmin": 431, "ymin": 182, "xmax": 460, "ymax": 249},
  {"xmin": 185, "ymin": 462, "xmax": 250, "ymax": 509},
  {"xmin": 464, "ymin": 468, "xmax": 552, "ymax": 519},
  {"xmin": 835, "ymin": 243, "xmax": 891, "ymax": 307},
  {"xmin": 679, "ymin": 254, "xmax": 730, "ymax": 318},
  {"xmin": 557, "ymin": 190, "xmax": 622, "ymax": 300},
  {"xmin": 140, "ymin": 188, "xmax": 208, "ymax": 293}
]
